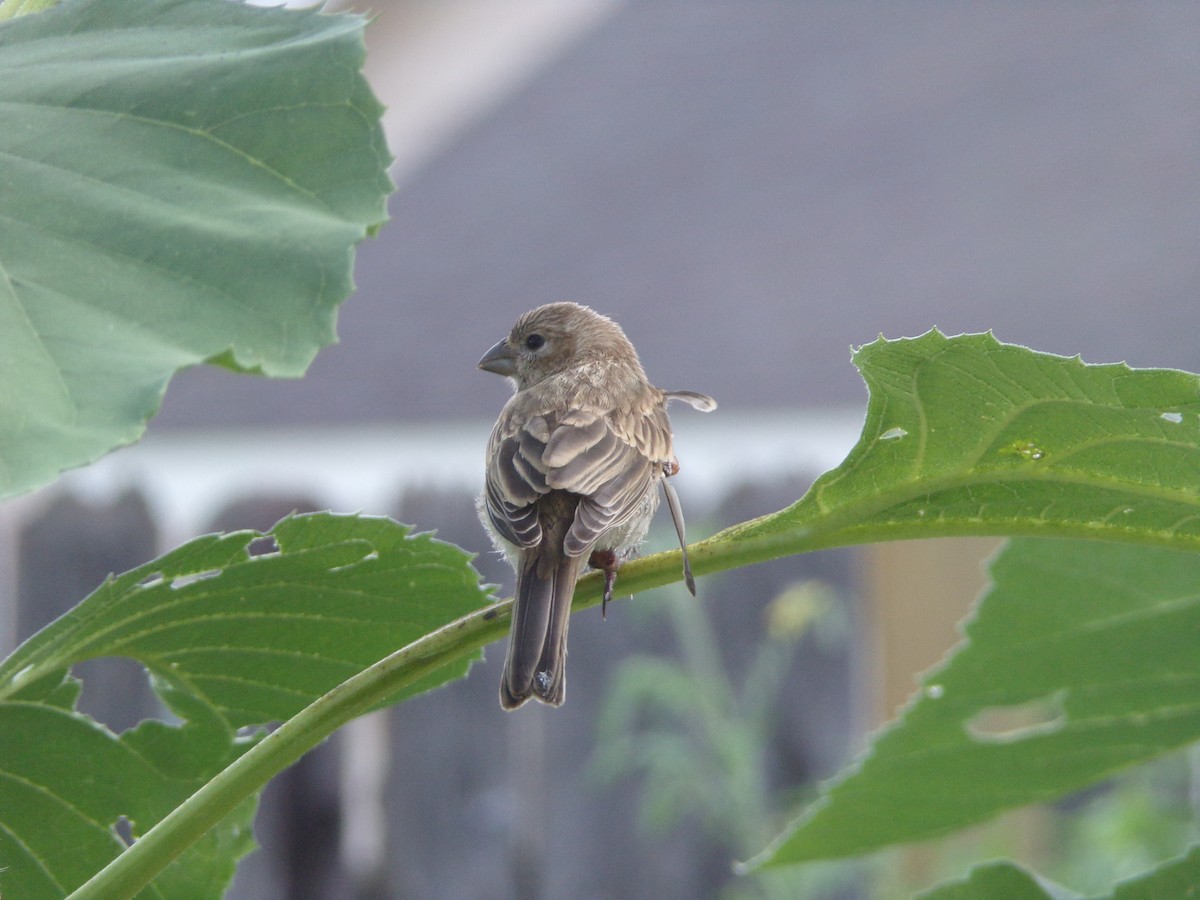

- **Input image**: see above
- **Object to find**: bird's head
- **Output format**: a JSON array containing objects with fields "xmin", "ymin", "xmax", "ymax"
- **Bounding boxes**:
[{"xmin": 478, "ymin": 302, "xmax": 643, "ymax": 390}]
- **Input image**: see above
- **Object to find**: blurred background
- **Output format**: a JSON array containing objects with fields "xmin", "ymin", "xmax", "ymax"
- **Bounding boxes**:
[{"xmin": 3, "ymin": 2, "xmax": 1198, "ymax": 897}]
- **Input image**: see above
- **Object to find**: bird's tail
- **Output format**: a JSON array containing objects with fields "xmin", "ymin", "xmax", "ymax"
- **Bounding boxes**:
[{"xmin": 500, "ymin": 545, "xmax": 582, "ymax": 710}]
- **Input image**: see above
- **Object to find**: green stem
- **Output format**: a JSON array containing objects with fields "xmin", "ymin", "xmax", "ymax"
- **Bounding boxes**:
[
  {"xmin": 65, "ymin": 495, "xmax": 1194, "ymax": 898},
  {"xmin": 0, "ymin": 0, "xmax": 58, "ymax": 21}
]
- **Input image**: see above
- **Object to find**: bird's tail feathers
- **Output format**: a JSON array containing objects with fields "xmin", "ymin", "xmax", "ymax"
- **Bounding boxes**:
[{"xmin": 500, "ymin": 548, "xmax": 582, "ymax": 710}]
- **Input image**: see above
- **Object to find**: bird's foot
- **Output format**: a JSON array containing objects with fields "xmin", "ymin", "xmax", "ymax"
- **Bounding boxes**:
[{"xmin": 589, "ymin": 548, "xmax": 620, "ymax": 618}]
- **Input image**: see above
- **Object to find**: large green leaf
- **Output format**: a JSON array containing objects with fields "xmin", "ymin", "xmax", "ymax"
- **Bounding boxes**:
[
  {"xmin": 756, "ymin": 538, "xmax": 1200, "ymax": 866},
  {"xmin": 0, "ymin": 699, "xmax": 257, "ymax": 900},
  {"xmin": 0, "ymin": 0, "xmax": 392, "ymax": 499},
  {"xmin": 0, "ymin": 514, "xmax": 490, "ymax": 719},
  {"xmin": 0, "ymin": 513, "xmax": 490, "ymax": 899},
  {"xmin": 707, "ymin": 331, "xmax": 1200, "ymax": 562}
]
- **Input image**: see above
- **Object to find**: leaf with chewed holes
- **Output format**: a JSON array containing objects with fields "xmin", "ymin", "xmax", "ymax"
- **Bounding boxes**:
[
  {"xmin": 0, "ymin": 513, "xmax": 490, "ymax": 899},
  {"xmin": 711, "ymin": 330, "xmax": 1200, "ymax": 562},
  {"xmin": 757, "ymin": 538, "xmax": 1200, "ymax": 866}
]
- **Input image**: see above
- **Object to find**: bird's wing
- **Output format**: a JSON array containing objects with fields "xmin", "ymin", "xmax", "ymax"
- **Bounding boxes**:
[
  {"xmin": 484, "ymin": 396, "xmax": 673, "ymax": 557},
  {"xmin": 484, "ymin": 407, "xmax": 551, "ymax": 548},
  {"xmin": 547, "ymin": 401, "xmax": 671, "ymax": 557}
]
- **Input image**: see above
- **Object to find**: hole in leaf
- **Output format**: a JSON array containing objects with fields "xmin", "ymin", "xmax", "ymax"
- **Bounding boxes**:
[
  {"xmin": 115, "ymin": 815, "xmax": 135, "ymax": 847},
  {"xmin": 169, "ymin": 569, "xmax": 222, "ymax": 590},
  {"xmin": 236, "ymin": 724, "xmax": 273, "ymax": 745},
  {"xmin": 328, "ymin": 549, "xmax": 379, "ymax": 573},
  {"xmin": 9, "ymin": 664, "xmax": 36, "ymax": 689},
  {"xmin": 75, "ymin": 657, "xmax": 159, "ymax": 732},
  {"xmin": 248, "ymin": 535, "xmax": 280, "ymax": 557},
  {"xmin": 965, "ymin": 689, "xmax": 1068, "ymax": 744},
  {"xmin": 1006, "ymin": 440, "xmax": 1045, "ymax": 461}
]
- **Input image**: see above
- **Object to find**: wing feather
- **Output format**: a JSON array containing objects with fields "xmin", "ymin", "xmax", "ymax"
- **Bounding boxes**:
[{"xmin": 485, "ymin": 389, "xmax": 675, "ymax": 558}]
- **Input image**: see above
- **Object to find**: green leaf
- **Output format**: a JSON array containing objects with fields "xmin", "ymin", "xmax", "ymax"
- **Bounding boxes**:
[
  {"xmin": 0, "ymin": 698, "xmax": 258, "ymax": 900},
  {"xmin": 756, "ymin": 538, "xmax": 1200, "ymax": 866},
  {"xmin": 707, "ymin": 331, "xmax": 1200, "ymax": 563},
  {"xmin": 917, "ymin": 861, "xmax": 1076, "ymax": 900},
  {"xmin": 0, "ymin": 0, "xmax": 392, "ymax": 499},
  {"xmin": 551, "ymin": 333, "xmax": 1200, "ymax": 616},
  {"xmin": 0, "ymin": 514, "xmax": 489, "ymax": 719},
  {"xmin": 0, "ymin": 703, "xmax": 167, "ymax": 897},
  {"xmin": 0, "ymin": 513, "xmax": 491, "ymax": 899}
]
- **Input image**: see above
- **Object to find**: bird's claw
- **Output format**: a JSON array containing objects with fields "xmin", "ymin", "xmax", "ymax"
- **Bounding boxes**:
[{"xmin": 589, "ymin": 548, "xmax": 620, "ymax": 618}]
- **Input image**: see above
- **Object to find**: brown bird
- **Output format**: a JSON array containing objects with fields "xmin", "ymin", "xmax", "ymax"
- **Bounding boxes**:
[{"xmin": 478, "ymin": 302, "xmax": 715, "ymax": 709}]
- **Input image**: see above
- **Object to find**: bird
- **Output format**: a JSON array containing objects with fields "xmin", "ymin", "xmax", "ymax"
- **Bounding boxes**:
[{"xmin": 477, "ymin": 302, "xmax": 715, "ymax": 709}]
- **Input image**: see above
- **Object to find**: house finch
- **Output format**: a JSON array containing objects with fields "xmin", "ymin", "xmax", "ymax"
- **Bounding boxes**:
[{"xmin": 478, "ymin": 302, "xmax": 715, "ymax": 709}]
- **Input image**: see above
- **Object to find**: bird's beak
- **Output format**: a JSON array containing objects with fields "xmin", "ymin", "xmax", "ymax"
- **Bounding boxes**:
[{"xmin": 478, "ymin": 339, "xmax": 518, "ymax": 376}]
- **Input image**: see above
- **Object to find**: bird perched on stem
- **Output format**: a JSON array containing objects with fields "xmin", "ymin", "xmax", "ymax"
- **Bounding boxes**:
[{"xmin": 478, "ymin": 302, "xmax": 715, "ymax": 710}]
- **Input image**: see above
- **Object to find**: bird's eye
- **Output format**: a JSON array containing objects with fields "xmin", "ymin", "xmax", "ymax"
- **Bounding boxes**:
[{"xmin": 524, "ymin": 333, "xmax": 545, "ymax": 351}]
